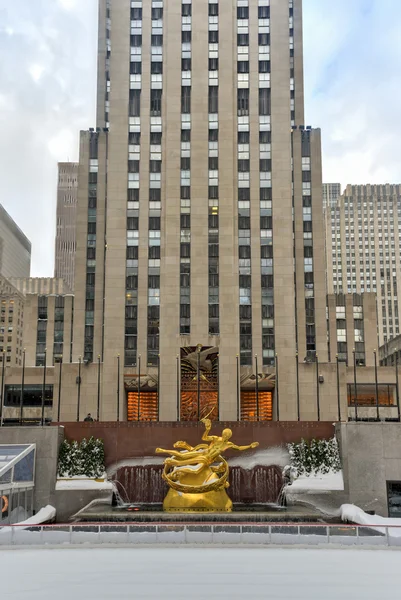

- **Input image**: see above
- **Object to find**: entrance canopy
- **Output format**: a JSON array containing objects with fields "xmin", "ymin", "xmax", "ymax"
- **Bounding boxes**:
[
  {"xmin": 0, "ymin": 444, "xmax": 36, "ymax": 487},
  {"xmin": 0, "ymin": 444, "xmax": 36, "ymax": 525}
]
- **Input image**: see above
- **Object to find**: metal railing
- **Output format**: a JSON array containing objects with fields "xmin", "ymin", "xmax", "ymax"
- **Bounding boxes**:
[{"xmin": 1, "ymin": 522, "xmax": 401, "ymax": 547}]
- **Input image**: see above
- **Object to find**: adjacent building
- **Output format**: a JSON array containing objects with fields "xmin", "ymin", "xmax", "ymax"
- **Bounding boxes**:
[
  {"xmin": 323, "ymin": 183, "xmax": 341, "ymax": 211},
  {"xmin": 0, "ymin": 205, "xmax": 31, "ymax": 279},
  {"xmin": 0, "ymin": 276, "xmax": 25, "ymax": 367},
  {"xmin": 326, "ymin": 184, "xmax": 401, "ymax": 346},
  {"xmin": 54, "ymin": 163, "xmax": 79, "ymax": 292}
]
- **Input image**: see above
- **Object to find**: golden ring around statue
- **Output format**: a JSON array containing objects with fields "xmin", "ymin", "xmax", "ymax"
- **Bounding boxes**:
[{"xmin": 162, "ymin": 455, "xmax": 230, "ymax": 494}]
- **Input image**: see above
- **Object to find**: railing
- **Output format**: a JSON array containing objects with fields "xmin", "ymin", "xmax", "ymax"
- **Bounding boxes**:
[{"xmin": 1, "ymin": 522, "xmax": 401, "ymax": 547}]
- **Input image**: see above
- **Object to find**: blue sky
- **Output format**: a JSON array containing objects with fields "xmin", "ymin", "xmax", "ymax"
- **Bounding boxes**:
[{"xmin": 0, "ymin": 0, "xmax": 400, "ymax": 276}]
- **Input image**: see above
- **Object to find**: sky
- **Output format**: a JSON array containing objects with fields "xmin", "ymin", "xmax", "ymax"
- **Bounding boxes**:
[{"xmin": 0, "ymin": 0, "xmax": 401, "ymax": 277}]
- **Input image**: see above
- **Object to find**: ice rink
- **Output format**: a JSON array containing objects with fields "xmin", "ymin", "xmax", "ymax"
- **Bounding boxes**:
[{"xmin": 1, "ymin": 547, "xmax": 401, "ymax": 599}]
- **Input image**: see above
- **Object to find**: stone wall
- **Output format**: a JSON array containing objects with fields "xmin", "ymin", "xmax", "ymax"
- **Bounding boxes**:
[
  {"xmin": 337, "ymin": 422, "xmax": 401, "ymax": 517},
  {"xmin": 59, "ymin": 421, "xmax": 335, "ymax": 467}
]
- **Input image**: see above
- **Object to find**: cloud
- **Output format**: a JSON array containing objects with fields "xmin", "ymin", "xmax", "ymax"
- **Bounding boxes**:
[
  {"xmin": 0, "ymin": 0, "xmax": 98, "ymax": 277},
  {"xmin": 303, "ymin": 0, "xmax": 401, "ymax": 189}
]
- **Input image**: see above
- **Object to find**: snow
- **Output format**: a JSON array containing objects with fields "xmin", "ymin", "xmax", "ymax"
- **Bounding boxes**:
[
  {"xmin": 56, "ymin": 479, "xmax": 114, "ymax": 491},
  {"xmin": 290, "ymin": 470, "xmax": 344, "ymax": 492},
  {"xmin": 229, "ymin": 446, "xmax": 289, "ymax": 469},
  {"xmin": 0, "ymin": 505, "xmax": 55, "ymax": 533},
  {"xmin": 341, "ymin": 504, "xmax": 401, "ymax": 538},
  {"xmin": 1, "ymin": 548, "xmax": 401, "ymax": 599}
]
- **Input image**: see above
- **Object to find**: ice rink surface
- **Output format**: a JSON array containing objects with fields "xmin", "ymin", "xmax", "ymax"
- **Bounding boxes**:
[{"xmin": 1, "ymin": 547, "xmax": 401, "ymax": 599}]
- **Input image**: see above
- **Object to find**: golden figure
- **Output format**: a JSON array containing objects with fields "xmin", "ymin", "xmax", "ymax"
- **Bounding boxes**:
[{"xmin": 156, "ymin": 418, "xmax": 259, "ymax": 512}]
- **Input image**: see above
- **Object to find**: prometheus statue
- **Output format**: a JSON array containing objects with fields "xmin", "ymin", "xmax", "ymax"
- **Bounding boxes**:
[{"xmin": 156, "ymin": 418, "xmax": 259, "ymax": 512}]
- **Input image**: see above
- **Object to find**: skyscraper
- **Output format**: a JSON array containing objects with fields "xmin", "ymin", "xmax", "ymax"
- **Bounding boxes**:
[
  {"xmin": 0, "ymin": 205, "xmax": 31, "ymax": 279},
  {"xmin": 73, "ymin": 0, "xmax": 326, "ymax": 420},
  {"xmin": 326, "ymin": 184, "xmax": 401, "ymax": 346},
  {"xmin": 54, "ymin": 163, "xmax": 78, "ymax": 291}
]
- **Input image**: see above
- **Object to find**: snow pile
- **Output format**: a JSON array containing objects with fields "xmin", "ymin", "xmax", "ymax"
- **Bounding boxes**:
[
  {"xmin": 107, "ymin": 456, "xmax": 164, "ymax": 477},
  {"xmin": 229, "ymin": 447, "xmax": 289, "ymax": 469},
  {"xmin": 0, "ymin": 505, "xmax": 56, "ymax": 533},
  {"xmin": 290, "ymin": 470, "xmax": 344, "ymax": 493},
  {"xmin": 341, "ymin": 504, "xmax": 401, "ymax": 538},
  {"xmin": 56, "ymin": 479, "xmax": 113, "ymax": 491}
]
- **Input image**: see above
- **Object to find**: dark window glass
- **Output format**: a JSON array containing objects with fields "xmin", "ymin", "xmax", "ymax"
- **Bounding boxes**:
[
  {"xmin": 151, "ymin": 89, "xmax": 162, "ymax": 116},
  {"xmin": 151, "ymin": 7, "xmax": 163, "ymax": 19},
  {"xmin": 238, "ymin": 131, "xmax": 249, "ymax": 144},
  {"xmin": 180, "ymin": 244, "xmax": 191, "ymax": 258},
  {"xmin": 182, "ymin": 3, "xmax": 191, "ymax": 17},
  {"xmin": 181, "ymin": 186, "xmax": 191, "ymax": 200},
  {"xmin": 150, "ymin": 132, "xmax": 162, "ymax": 145},
  {"xmin": 129, "ymin": 132, "xmax": 141, "ymax": 145},
  {"xmin": 182, "ymin": 30, "xmax": 191, "ymax": 43},
  {"xmin": 149, "ymin": 217, "xmax": 161, "ymax": 230},
  {"xmin": 182, "ymin": 129, "xmax": 191, "ymax": 142},
  {"xmin": 126, "ymin": 246, "xmax": 138, "ymax": 259},
  {"xmin": 238, "ymin": 159, "xmax": 250, "ymax": 172},
  {"xmin": 208, "ymin": 86, "xmax": 218, "ymax": 113},
  {"xmin": 131, "ymin": 7, "xmax": 142, "ymax": 19},
  {"xmin": 150, "ymin": 160, "xmax": 162, "ymax": 173},
  {"xmin": 151, "ymin": 61, "xmax": 163, "ymax": 74},
  {"xmin": 129, "ymin": 89, "xmax": 141, "ymax": 117},
  {"xmin": 237, "ymin": 89, "xmax": 249, "ymax": 116},
  {"xmin": 237, "ymin": 6, "xmax": 249, "ymax": 18},
  {"xmin": 259, "ymin": 61, "xmax": 270, "ymax": 73},
  {"xmin": 151, "ymin": 34, "xmax": 163, "ymax": 46},
  {"xmin": 131, "ymin": 35, "xmax": 142, "ymax": 47},
  {"xmin": 130, "ymin": 62, "xmax": 142, "ymax": 75},
  {"xmin": 181, "ymin": 87, "xmax": 191, "ymax": 114},
  {"xmin": 128, "ymin": 189, "xmax": 139, "ymax": 202},
  {"xmin": 181, "ymin": 157, "xmax": 191, "ymax": 170},
  {"xmin": 181, "ymin": 214, "xmax": 191, "ymax": 229},
  {"xmin": 239, "ymin": 245, "xmax": 251, "ymax": 259},
  {"xmin": 209, "ymin": 30, "xmax": 219, "ymax": 43},
  {"xmin": 237, "ymin": 61, "xmax": 249, "ymax": 73},
  {"xmin": 149, "ymin": 246, "xmax": 161, "ymax": 259},
  {"xmin": 258, "ymin": 6, "xmax": 270, "ymax": 18},
  {"xmin": 149, "ymin": 188, "xmax": 161, "ymax": 201},
  {"xmin": 209, "ymin": 157, "xmax": 218, "ymax": 170},
  {"xmin": 237, "ymin": 34, "xmax": 249, "ymax": 46},
  {"xmin": 182, "ymin": 58, "xmax": 191, "ymax": 71},
  {"xmin": 238, "ymin": 188, "xmax": 250, "ymax": 201},
  {"xmin": 209, "ymin": 186, "xmax": 219, "ymax": 200},
  {"xmin": 259, "ymin": 131, "xmax": 271, "ymax": 143},
  {"xmin": 259, "ymin": 89, "xmax": 271, "ymax": 115}
]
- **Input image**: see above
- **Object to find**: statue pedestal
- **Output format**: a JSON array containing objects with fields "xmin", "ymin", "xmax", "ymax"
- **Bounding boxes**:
[
  {"xmin": 163, "ymin": 466, "xmax": 233, "ymax": 512},
  {"xmin": 163, "ymin": 488, "xmax": 233, "ymax": 512}
]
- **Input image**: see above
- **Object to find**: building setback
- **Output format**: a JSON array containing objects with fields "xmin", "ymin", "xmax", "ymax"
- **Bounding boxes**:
[
  {"xmin": 0, "ymin": 205, "xmax": 31, "ymax": 279},
  {"xmin": 326, "ymin": 184, "xmax": 401, "ymax": 346},
  {"xmin": 54, "ymin": 163, "xmax": 79, "ymax": 292}
]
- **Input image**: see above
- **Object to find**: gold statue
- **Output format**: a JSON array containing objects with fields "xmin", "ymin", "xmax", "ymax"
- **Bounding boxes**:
[{"xmin": 156, "ymin": 418, "xmax": 259, "ymax": 512}]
